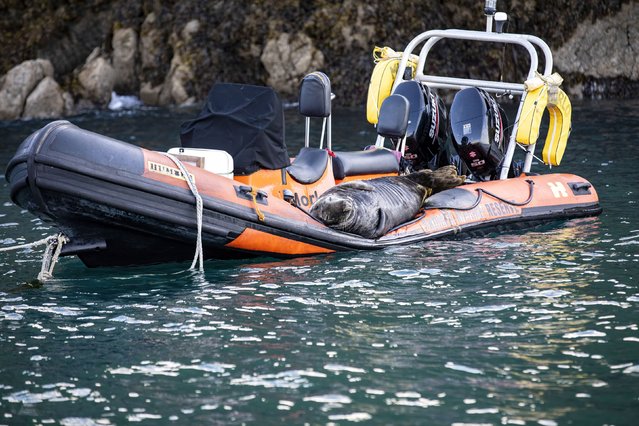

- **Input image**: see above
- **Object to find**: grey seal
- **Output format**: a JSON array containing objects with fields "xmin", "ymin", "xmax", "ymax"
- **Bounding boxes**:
[{"xmin": 310, "ymin": 165, "xmax": 464, "ymax": 238}]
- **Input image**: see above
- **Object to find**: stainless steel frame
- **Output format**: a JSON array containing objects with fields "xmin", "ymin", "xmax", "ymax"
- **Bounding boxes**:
[{"xmin": 391, "ymin": 29, "xmax": 555, "ymax": 180}]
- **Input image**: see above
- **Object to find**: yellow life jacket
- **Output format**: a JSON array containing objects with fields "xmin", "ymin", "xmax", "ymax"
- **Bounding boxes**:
[
  {"xmin": 515, "ymin": 72, "xmax": 572, "ymax": 166},
  {"xmin": 366, "ymin": 46, "xmax": 419, "ymax": 124}
]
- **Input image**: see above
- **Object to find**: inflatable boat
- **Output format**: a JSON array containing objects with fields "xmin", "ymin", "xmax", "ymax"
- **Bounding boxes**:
[{"xmin": 5, "ymin": 6, "xmax": 601, "ymax": 268}]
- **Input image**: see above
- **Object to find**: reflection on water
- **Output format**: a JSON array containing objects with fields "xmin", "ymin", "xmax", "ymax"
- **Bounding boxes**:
[{"xmin": 1, "ymin": 102, "xmax": 639, "ymax": 424}]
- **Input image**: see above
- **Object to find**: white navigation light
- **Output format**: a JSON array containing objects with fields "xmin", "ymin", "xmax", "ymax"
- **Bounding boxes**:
[{"xmin": 495, "ymin": 12, "xmax": 508, "ymax": 33}]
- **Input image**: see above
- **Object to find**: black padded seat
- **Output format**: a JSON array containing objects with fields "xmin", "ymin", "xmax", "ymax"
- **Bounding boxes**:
[
  {"xmin": 286, "ymin": 147, "xmax": 330, "ymax": 184},
  {"xmin": 377, "ymin": 94, "xmax": 409, "ymax": 139},
  {"xmin": 299, "ymin": 72, "xmax": 331, "ymax": 118},
  {"xmin": 394, "ymin": 81, "xmax": 428, "ymax": 145},
  {"xmin": 332, "ymin": 149, "xmax": 400, "ymax": 180}
]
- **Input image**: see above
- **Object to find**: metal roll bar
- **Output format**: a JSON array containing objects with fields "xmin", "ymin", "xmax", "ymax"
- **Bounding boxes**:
[{"xmin": 390, "ymin": 28, "xmax": 555, "ymax": 180}]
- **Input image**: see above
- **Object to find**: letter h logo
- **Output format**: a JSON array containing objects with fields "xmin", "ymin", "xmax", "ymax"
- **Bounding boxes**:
[{"xmin": 548, "ymin": 182, "xmax": 568, "ymax": 198}]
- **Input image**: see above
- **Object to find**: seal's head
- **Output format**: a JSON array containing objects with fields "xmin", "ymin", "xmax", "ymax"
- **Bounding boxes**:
[{"xmin": 310, "ymin": 193, "xmax": 356, "ymax": 229}]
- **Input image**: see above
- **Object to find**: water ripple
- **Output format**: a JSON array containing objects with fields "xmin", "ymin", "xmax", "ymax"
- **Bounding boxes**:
[
  {"xmin": 1, "ymin": 105, "xmax": 638, "ymax": 425},
  {"xmin": 231, "ymin": 370, "xmax": 326, "ymax": 389},
  {"xmin": 108, "ymin": 360, "xmax": 235, "ymax": 377},
  {"xmin": 444, "ymin": 362, "xmax": 485, "ymax": 375}
]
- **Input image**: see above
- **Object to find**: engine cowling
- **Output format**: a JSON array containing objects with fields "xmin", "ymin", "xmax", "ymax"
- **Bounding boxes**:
[
  {"xmin": 449, "ymin": 88, "xmax": 509, "ymax": 180},
  {"xmin": 394, "ymin": 81, "xmax": 449, "ymax": 170}
]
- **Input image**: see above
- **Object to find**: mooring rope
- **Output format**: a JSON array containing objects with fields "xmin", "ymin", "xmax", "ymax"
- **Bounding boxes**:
[
  {"xmin": 161, "ymin": 153, "xmax": 205, "ymax": 272},
  {"xmin": 0, "ymin": 236, "xmax": 53, "ymax": 253},
  {"xmin": 0, "ymin": 233, "xmax": 69, "ymax": 282},
  {"xmin": 37, "ymin": 234, "xmax": 69, "ymax": 282}
]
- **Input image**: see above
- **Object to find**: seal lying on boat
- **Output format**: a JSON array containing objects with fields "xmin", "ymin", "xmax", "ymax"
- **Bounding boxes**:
[{"xmin": 310, "ymin": 165, "xmax": 464, "ymax": 238}]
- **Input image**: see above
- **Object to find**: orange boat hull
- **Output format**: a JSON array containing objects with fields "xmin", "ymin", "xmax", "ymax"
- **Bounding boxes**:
[{"xmin": 6, "ymin": 121, "xmax": 601, "ymax": 266}]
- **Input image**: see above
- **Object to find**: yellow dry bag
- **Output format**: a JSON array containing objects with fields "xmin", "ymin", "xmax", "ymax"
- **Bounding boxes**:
[{"xmin": 366, "ymin": 46, "xmax": 419, "ymax": 124}]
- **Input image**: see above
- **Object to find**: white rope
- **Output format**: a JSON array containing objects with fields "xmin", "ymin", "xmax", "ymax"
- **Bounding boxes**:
[
  {"xmin": 1, "ymin": 233, "xmax": 69, "ymax": 282},
  {"xmin": 0, "ymin": 236, "xmax": 52, "ymax": 252},
  {"xmin": 37, "ymin": 234, "xmax": 69, "ymax": 282},
  {"xmin": 161, "ymin": 153, "xmax": 204, "ymax": 272},
  {"xmin": 515, "ymin": 141, "xmax": 545, "ymax": 165}
]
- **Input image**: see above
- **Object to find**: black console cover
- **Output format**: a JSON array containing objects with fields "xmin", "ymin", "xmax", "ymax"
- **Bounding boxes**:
[{"xmin": 180, "ymin": 83, "xmax": 289, "ymax": 175}]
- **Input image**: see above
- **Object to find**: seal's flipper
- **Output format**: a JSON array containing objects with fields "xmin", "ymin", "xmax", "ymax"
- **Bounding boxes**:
[
  {"xmin": 371, "ymin": 208, "xmax": 390, "ymax": 239},
  {"xmin": 403, "ymin": 169, "xmax": 435, "ymax": 187},
  {"xmin": 404, "ymin": 166, "xmax": 465, "ymax": 194},
  {"xmin": 432, "ymin": 165, "xmax": 459, "ymax": 177},
  {"xmin": 430, "ymin": 167, "xmax": 465, "ymax": 193}
]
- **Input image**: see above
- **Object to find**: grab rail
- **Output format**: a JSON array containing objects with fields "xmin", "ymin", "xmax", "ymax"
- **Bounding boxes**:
[{"xmin": 392, "ymin": 29, "xmax": 553, "ymax": 94}]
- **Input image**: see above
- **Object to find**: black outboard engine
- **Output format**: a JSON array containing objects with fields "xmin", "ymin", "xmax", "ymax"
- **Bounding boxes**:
[
  {"xmin": 449, "ymin": 88, "xmax": 509, "ymax": 180},
  {"xmin": 393, "ymin": 81, "xmax": 449, "ymax": 170}
]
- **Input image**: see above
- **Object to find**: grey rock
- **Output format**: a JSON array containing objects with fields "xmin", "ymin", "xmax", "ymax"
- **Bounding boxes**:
[
  {"xmin": 112, "ymin": 28, "xmax": 138, "ymax": 93},
  {"xmin": 158, "ymin": 56, "xmax": 191, "ymax": 106},
  {"xmin": 340, "ymin": 4, "xmax": 375, "ymax": 49},
  {"xmin": 139, "ymin": 81, "xmax": 162, "ymax": 106},
  {"xmin": 22, "ymin": 76, "xmax": 65, "ymax": 119},
  {"xmin": 261, "ymin": 32, "xmax": 325, "ymax": 96},
  {"xmin": 0, "ymin": 59, "xmax": 54, "ymax": 120},
  {"xmin": 139, "ymin": 12, "xmax": 169, "ymax": 86},
  {"xmin": 62, "ymin": 91, "xmax": 75, "ymax": 116},
  {"xmin": 181, "ymin": 19, "xmax": 200, "ymax": 42},
  {"xmin": 157, "ymin": 20, "xmax": 200, "ymax": 106},
  {"xmin": 555, "ymin": 3, "xmax": 639, "ymax": 81},
  {"xmin": 140, "ymin": 13, "xmax": 159, "ymax": 71},
  {"xmin": 36, "ymin": 9, "xmax": 113, "ymax": 78},
  {"xmin": 77, "ymin": 48, "xmax": 115, "ymax": 106}
]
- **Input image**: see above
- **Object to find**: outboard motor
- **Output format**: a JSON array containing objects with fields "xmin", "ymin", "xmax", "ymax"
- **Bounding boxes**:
[
  {"xmin": 449, "ymin": 87, "xmax": 509, "ymax": 180},
  {"xmin": 393, "ymin": 81, "xmax": 449, "ymax": 170}
]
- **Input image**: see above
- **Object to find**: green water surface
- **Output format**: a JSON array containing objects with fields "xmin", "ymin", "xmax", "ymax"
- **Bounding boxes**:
[{"xmin": 1, "ymin": 101, "xmax": 638, "ymax": 425}]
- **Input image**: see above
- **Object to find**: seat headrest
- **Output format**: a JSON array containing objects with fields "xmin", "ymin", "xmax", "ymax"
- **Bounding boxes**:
[
  {"xmin": 299, "ymin": 72, "xmax": 331, "ymax": 118},
  {"xmin": 377, "ymin": 94, "xmax": 409, "ymax": 139}
]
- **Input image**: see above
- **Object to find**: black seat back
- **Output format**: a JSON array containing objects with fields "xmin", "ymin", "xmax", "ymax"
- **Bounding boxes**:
[
  {"xmin": 299, "ymin": 72, "xmax": 332, "ymax": 150},
  {"xmin": 299, "ymin": 72, "xmax": 331, "ymax": 118},
  {"xmin": 377, "ymin": 94, "xmax": 409, "ymax": 139}
]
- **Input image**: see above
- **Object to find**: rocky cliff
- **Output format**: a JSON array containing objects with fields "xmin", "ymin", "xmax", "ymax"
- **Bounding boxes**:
[{"xmin": 0, "ymin": 0, "xmax": 636, "ymax": 120}]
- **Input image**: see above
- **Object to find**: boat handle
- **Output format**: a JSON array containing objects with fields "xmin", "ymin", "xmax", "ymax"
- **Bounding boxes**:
[
  {"xmin": 235, "ymin": 185, "xmax": 268, "ymax": 205},
  {"xmin": 477, "ymin": 179, "xmax": 535, "ymax": 206}
]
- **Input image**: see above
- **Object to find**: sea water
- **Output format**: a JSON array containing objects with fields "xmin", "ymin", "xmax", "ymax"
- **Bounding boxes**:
[{"xmin": 0, "ymin": 101, "xmax": 638, "ymax": 425}]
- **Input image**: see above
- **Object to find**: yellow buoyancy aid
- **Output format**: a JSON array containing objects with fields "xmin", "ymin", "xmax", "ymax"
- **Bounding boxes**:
[
  {"xmin": 366, "ymin": 46, "xmax": 419, "ymax": 124},
  {"xmin": 515, "ymin": 72, "xmax": 572, "ymax": 166}
]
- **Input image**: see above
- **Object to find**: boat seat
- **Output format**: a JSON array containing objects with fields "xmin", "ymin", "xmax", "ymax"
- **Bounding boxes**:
[
  {"xmin": 332, "ymin": 148, "xmax": 400, "ymax": 180},
  {"xmin": 299, "ymin": 72, "xmax": 333, "ymax": 150},
  {"xmin": 377, "ymin": 94, "xmax": 409, "ymax": 139},
  {"xmin": 286, "ymin": 147, "xmax": 329, "ymax": 184},
  {"xmin": 299, "ymin": 72, "xmax": 331, "ymax": 118}
]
